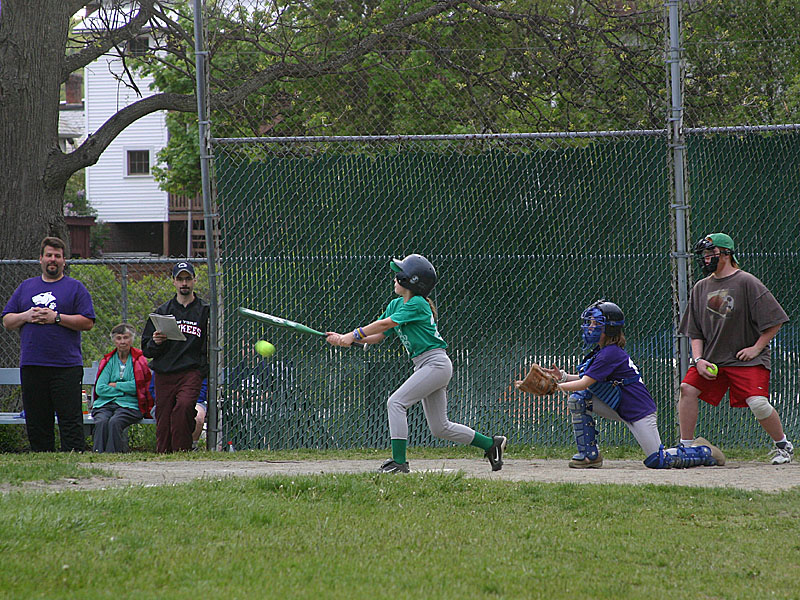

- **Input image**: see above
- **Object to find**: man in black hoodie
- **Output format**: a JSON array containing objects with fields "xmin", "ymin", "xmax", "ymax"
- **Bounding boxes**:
[{"xmin": 142, "ymin": 262, "xmax": 209, "ymax": 452}]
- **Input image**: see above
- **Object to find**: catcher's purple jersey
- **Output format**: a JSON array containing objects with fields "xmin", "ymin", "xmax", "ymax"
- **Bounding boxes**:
[{"xmin": 584, "ymin": 344, "xmax": 656, "ymax": 423}]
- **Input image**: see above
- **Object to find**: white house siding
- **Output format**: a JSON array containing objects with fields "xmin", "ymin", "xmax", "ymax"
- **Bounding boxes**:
[{"xmin": 84, "ymin": 54, "xmax": 169, "ymax": 223}]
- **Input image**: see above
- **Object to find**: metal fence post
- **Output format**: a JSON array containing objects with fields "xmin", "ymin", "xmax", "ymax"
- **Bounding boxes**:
[
  {"xmin": 193, "ymin": 0, "xmax": 220, "ymax": 451},
  {"xmin": 667, "ymin": 0, "xmax": 690, "ymax": 405}
]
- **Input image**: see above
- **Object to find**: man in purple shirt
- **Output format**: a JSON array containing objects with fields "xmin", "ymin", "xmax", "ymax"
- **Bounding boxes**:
[{"xmin": 2, "ymin": 237, "xmax": 96, "ymax": 451}]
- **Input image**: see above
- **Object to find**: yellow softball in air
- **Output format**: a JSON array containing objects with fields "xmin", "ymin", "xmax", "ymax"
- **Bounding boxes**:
[{"xmin": 255, "ymin": 340, "xmax": 276, "ymax": 358}]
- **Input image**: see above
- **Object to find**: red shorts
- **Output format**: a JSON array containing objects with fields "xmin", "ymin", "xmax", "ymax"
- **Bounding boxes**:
[{"xmin": 682, "ymin": 365, "xmax": 770, "ymax": 407}]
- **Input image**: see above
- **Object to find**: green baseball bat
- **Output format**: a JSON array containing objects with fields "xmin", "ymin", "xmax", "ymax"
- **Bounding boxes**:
[{"xmin": 237, "ymin": 307, "xmax": 326, "ymax": 336}]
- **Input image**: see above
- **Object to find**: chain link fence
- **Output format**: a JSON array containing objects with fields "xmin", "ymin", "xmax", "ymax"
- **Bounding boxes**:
[
  {"xmin": 205, "ymin": 0, "xmax": 668, "ymax": 139},
  {"xmin": 202, "ymin": 1, "xmax": 800, "ymax": 451},
  {"xmin": 0, "ymin": 259, "xmax": 209, "ymax": 417},
  {"xmin": 685, "ymin": 129, "xmax": 800, "ymax": 445},
  {"xmin": 202, "ymin": 1, "xmax": 800, "ymax": 137},
  {"xmin": 683, "ymin": 1, "xmax": 800, "ymax": 128},
  {"xmin": 213, "ymin": 128, "xmax": 799, "ymax": 452},
  {"xmin": 215, "ymin": 133, "xmax": 675, "ymax": 450},
  {"xmin": 4, "ymin": 1, "xmax": 799, "ymax": 453}
]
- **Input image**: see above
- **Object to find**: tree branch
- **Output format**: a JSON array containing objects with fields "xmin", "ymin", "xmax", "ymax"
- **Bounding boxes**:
[
  {"xmin": 210, "ymin": 0, "xmax": 466, "ymax": 107},
  {"xmin": 47, "ymin": 91, "xmax": 195, "ymax": 185},
  {"xmin": 62, "ymin": 0, "xmax": 158, "ymax": 81}
]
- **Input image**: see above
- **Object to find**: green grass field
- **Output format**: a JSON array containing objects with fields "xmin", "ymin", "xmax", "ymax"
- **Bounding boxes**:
[{"xmin": 1, "ymin": 450, "xmax": 798, "ymax": 599}]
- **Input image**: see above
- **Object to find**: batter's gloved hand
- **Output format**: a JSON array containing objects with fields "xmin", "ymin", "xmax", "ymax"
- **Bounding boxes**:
[{"xmin": 514, "ymin": 363, "xmax": 558, "ymax": 396}]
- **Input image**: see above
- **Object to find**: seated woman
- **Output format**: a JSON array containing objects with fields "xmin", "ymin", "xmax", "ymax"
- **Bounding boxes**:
[{"xmin": 92, "ymin": 323, "xmax": 154, "ymax": 452}]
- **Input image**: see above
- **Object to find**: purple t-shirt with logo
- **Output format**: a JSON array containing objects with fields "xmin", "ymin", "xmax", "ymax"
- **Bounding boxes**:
[
  {"xmin": 583, "ymin": 344, "xmax": 656, "ymax": 422},
  {"xmin": 2, "ymin": 276, "xmax": 96, "ymax": 367}
]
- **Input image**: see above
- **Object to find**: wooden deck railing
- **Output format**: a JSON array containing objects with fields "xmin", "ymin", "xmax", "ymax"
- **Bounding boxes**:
[{"xmin": 169, "ymin": 193, "xmax": 204, "ymax": 212}]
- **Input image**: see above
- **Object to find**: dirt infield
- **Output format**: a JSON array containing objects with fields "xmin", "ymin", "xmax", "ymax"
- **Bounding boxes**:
[{"xmin": 10, "ymin": 458, "xmax": 800, "ymax": 493}]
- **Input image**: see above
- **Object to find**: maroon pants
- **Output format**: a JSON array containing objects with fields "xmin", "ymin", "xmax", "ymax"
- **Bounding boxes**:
[{"xmin": 154, "ymin": 370, "xmax": 203, "ymax": 453}]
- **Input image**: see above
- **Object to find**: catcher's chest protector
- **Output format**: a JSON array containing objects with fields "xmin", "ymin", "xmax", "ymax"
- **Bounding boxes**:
[{"xmin": 579, "ymin": 351, "xmax": 639, "ymax": 412}]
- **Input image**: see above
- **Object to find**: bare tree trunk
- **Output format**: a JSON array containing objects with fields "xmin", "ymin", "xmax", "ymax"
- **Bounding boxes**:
[{"xmin": 0, "ymin": 1, "xmax": 74, "ymax": 259}]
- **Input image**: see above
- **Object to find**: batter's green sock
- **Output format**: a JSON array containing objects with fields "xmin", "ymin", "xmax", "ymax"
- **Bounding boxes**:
[
  {"xmin": 391, "ymin": 438, "xmax": 407, "ymax": 464},
  {"xmin": 471, "ymin": 432, "xmax": 493, "ymax": 451}
]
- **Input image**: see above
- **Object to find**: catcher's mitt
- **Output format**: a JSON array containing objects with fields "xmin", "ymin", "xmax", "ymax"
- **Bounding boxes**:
[{"xmin": 515, "ymin": 363, "xmax": 558, "ymax": 396}]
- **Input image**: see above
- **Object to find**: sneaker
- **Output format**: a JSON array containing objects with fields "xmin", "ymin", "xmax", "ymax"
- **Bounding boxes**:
[
  {"xmin": 692, "ymin": 437, "xmax": 726, "ymax": 466},
  {"xmin": 485, "ymin": 435, "xmax": 507, "ymax": 471},
  {"xmin": 569, "ymin": 452, "xmax": 603, "ymax": 469},
  {"xmin": 769, "ymin": 441, "xmax": 794, "ymax": 465},
  {"xmin": 378, "ymin": 459, "xmax": 410, "ymax": 473}
]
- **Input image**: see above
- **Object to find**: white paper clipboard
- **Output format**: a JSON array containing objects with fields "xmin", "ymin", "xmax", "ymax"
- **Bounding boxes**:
[{"xmin": 148, "ymin": 313, "xmax": 186, "ymax": 341}]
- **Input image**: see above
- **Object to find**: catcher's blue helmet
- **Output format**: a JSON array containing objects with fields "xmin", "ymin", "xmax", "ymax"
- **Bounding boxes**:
[
  {"xmin": 390, "ymin": 254, "xmax": 437, "ymax": 296},
  {"xmin": 581, "ymin": 300, "xmax": 624, "ymax": 347}
]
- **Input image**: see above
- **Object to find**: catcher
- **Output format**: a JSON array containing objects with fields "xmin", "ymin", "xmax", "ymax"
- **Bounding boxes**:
[{"xmin": 516, "ymin": 300, "xmax": 726, "ymax": 470}]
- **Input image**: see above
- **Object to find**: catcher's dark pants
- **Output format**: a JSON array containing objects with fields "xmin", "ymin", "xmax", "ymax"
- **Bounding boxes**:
[
  {"xmin": 20, "ymin": 365, "xmax": 85, "ymax": 452},
  {"xmin": 154, "ymin": 369, "xmax": 202, "ymax": 453}
]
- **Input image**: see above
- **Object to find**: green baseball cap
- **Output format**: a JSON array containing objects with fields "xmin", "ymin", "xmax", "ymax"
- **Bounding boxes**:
[{"xmin": 706, "ymin": 233, "xmax": 734, "ymax": 251}]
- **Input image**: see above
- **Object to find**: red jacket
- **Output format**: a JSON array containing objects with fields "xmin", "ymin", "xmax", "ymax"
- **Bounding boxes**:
[{"xmin": 95, "ymin": 346, "xmax": 155, "ymax": 418}]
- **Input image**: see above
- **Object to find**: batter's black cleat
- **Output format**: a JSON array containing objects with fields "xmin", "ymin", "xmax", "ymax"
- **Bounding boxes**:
[
  {"xmin": 485, "ymin": 435, "xmax": 507, "ymax": 471},
  {"xmin": 378, "ymin": 459, "xmax": 410, "ymax": 473}
]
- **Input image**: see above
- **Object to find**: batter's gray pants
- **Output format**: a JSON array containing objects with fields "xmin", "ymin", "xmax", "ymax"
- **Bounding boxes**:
[
  {"xmin": 591, "ymin": 398, "xmax": 662, "ymax": 456},
  {"xmin": 387, "ymin": 349, "xmax": 475, "ymax": 444}
]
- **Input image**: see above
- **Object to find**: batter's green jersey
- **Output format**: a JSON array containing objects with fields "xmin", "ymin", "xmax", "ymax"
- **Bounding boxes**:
[{"xmin": 381, "ymin": 296, "xmax": 447, "ymax": 358}]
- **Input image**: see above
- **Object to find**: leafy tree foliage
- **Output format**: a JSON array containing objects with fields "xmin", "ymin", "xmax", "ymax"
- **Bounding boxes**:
[{"xmin": 1, "ymin": 1, "xmax": 798, "ymax": 246}]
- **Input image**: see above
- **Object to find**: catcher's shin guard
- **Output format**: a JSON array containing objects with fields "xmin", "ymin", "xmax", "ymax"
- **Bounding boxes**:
[
  {"xmin": 644, "ymin": 444, "xmax": 718, "ymax": 469},
  {"xmin": 568, "ymin": 392, "xmax": 601, "ymax": 466},
  {"xmin": 644, "ymin": 445, "xmax": 670, "ymax": 469}
]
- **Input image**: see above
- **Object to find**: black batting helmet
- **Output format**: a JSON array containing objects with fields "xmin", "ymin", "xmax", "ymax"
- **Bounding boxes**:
[{"xmin": 390, "ymin": 254, "xmax": 437, "ymax": 296}]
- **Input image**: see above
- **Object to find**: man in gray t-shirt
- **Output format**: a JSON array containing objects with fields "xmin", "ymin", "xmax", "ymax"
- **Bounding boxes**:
[{"xmin": 678, "ymin": 233, "xmax": 793, "ymax": 465}]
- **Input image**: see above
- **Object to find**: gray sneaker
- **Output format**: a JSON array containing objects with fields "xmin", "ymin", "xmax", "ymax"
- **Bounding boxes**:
[
  {"xmin": 769, "ymin": 441, "xmax": 794, "ymax": 465},
  {"xmin": 378, "ymin": 459, "xmax": 410, "ymax": 473},
  {"xmin": 569, "ymin": 453, "xmax": 603, "ymax": 469}
]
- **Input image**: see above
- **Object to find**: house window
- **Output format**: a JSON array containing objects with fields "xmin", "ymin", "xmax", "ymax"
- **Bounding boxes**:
[
  {"xmin": 127, "ymin": 150, "xmax": 150, "ymax": 175},
  {"xmin": 127, "ymin": 37, "xmax": 150, "ymax": 57}
]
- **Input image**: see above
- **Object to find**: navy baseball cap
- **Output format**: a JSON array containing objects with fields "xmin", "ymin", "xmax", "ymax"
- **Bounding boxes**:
[{"xmin": 172, "ymin": 261, "xmax": 195, "ymax": 278}]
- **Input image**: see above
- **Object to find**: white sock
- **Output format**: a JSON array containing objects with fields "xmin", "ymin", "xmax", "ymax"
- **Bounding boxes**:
[{"xmin": 680, "ymin": 438, "xmax": 694, "ymax": 446}]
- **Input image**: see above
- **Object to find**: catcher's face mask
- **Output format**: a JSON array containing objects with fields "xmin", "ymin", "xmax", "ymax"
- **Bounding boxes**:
[
  {"xmin": 694, "ymin": 236, "xmax": 733, "ymax": 275},
  {"xmin": 581, "ymin": 300, "xmax": 625, "ymax": 347},
  {"xmin": 580, "ymin": 307, "xmax": 605, "ymax": 347}
]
